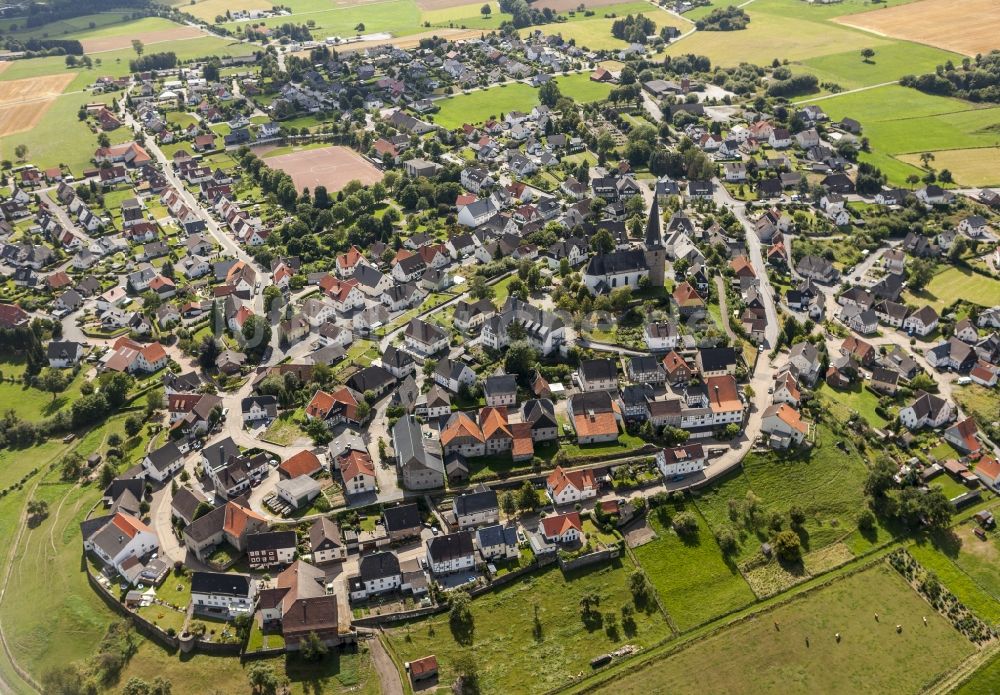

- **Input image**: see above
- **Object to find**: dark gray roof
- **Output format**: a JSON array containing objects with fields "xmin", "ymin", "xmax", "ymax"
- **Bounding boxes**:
[
  {"xmin": 483, "ymin": 374, "xmax": 517, "ymax": 396},
  {"xmin": 358, "ymin": 551, "xmax": 400, "ymax": 581},
  {"xmin": 454, "ymin": 488, "xmax": 498, "ymax": 517},
  {"xmin": 585, "ymin": 250, "xmax": 647, "ymax": 276},
  {"xmin": 145, "ymin": 441, "xmax": 183, "ymax": 472},
  {"xmin": 191, "ymin": 571, "xmax": 252, "ymax": 597},
  {"xmin": 382, "ymin": 503, "xmax": 422, "ymax": 533},
  {"xmin": 427, "ymin": 530, "xmax": 474, "ymax": 563},
  {"xmin": 247, "ymin": 530, "xmax": 296, "ymax": 552}
]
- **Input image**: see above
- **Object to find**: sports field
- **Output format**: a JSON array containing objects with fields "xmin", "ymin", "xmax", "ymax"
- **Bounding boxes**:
[
  {"xmin": 264, "ymin": 145, "xmax": 384, "ymax": 192},
  {"xmin": 836, "ymin": 0, "xmax": 1000, "ymax": 57},
  {"xmin": 0, "ymin": 73, "xmax": 75, "ymax": 138},
  {"xmin": 595, "ymin": 564, "xmax": 975, "ymax": 695}
]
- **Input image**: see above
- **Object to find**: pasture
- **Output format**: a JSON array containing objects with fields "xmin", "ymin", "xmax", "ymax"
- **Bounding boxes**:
[
  {"xmin": 264, "ymin": 145, "xmax": 384, "ymax": 192},
  {"xmin": 897, "ymin": 148, "xmax": 1000, "ymax": 187},
  {"xmin": 835, "ymin": 0, "xmax": 1000, "ymax": 57},
  {"xmin": 220, "ymin": 0, "xmax": 425, "ymax": 38},
  {"xmin": 633, "ymin": 502, "xmax": 756, "ymax": 630},
  {"xmin": 76, "ymin": 18, "xmax": 204, "ymax": 53},
  {"xmin": 818, "ymin": 85, "xmax": 1000, "ymax": 186},
  {"xmin": 433, "ymin": 83, "xmax": 540, "ymax": 129},
  {"xmin": 0, "ymin": 73, "xmax": 75, "ymax": 138},
  {"xmin": 384, "ymin": 560, "xmax": 672, "ymax": 695},
  {"xmin": 527, "ymin": 5, "xmax": 690, "ymax": 51},
  {"xmin": 909, "ymin": 526, "xmax": 1000, "ymax": 626},
  {"xmin": 594, "ymin": 564, "xmax": 975, "ymax": 695}
]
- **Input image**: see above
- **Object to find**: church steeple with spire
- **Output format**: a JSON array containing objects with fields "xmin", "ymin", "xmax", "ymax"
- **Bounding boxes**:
[{"xmin": 644, "ymin": 197, "xmax": 665, "ymax": 287}]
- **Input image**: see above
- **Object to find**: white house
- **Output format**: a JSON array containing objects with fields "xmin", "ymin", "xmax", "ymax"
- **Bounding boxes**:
[
  {"xmin": 760, "ymin": 403, "xmax": 810, "ymax": 448},
  {"xmin": 348, "ymin": 552, "xmax": 402, "ymax": 602},
  {"xmin": 425, "ymin": 531, "xmax": 476, "ymax": 576},
  {"xmin": 546, "ymin": 466, "xmax": 597, "ymax": 506},
  {"xmin": 82, "ymin": 512, "xmax": 159, "ymax": 576},
  {"xmin": 655, "ymin": 443, "xmax": 707, "ymax": 478},
  {"xmin": 190, "ymin": 571, "xmax": 256, "ymax": 617},
  {"xmin": 141, "ymin": 441, "xmax": 185, "ymax": 483},
  {"xmin": 540, "ymin": 512, "xmax": 583, "ymax": 544},
  {"xmin": 899, "ymin": 390, "xmax": 953, "ymax": 430}
]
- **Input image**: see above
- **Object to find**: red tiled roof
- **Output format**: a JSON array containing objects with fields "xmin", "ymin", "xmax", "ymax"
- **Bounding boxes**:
[
  {"xmin": 541, "ymin": 512, "xmax": 582, "ymax": 538},
  {"xmin": 547, "ymin": 466, "xmax": 595, "ymax": 496},
  {"xmin": 279, "ymin": 450, "xmax": 323, "ymax": 478}
]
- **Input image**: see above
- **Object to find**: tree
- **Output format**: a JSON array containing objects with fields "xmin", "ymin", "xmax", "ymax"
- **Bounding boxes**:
[
  {"xmin": 504, "ymin": 340, "xmax": 538, "ymax": 379},
  {"xmin": 517, "ymin": 480, "xmax": 538, "ymax": 511},
  {"xmin": 132, "ymin": 39, "xmax": 144, "ymax": 56},
  {"xmin": 672, "ymin": 511, "xmax": 698, "ymax": 537},
  {"xmin": 60, "ymin": 452, "xmax": 85, "ymax": 481},
  {"xmin": 198, "ymin": 335, "xmax": 220, "ymax": 369},
  {"xmin": 861, "ymin": 47, "xmax": 875, "ymax": 63},
  {"xmin": 14, "ymin": 144, "xmax": 28, "ymax": 161},
  {"xmin": 247, "ymin": 663, "xmax": 280, "ymax": 695},
  {"xmin": 539, "ymin": 80, "xmax": 561, "ymax": 107},
  {"xmin": 908, "ymin": 258, "xmax": 934, "ymax": 291},
  {"xmin": 124, "ymin": 414, "xmax": 143, "ymax": 437},
  {"xmin": 37, "ymin": 367, "xmax": 68, "ymax": 401},
  {"xmin": 468, "ymin": 274, "xmax": 494, "ymax": 301},
  {"xmin": 241, "ymin": 315, "xmax": 272, "ymax": 362},
  {"xmin": 500, "ymin": 490, "xmax": 517, "ymax": 517},
  {"xmin": 773, "ymin": 529, "xmax": 801, "ymax": 562},
  {"xmin": 589, "ymin": 228, "xmax": 615, "ymax": 254},
  {"xmin": 481, "ymin": 2, "xmax": 492, "ymax": 13},
  {"xmin": 299, "ymin": 631, "xmax": 328, "ymax": 661},
  {"xmin": 789, "ymin": 505, "xmax": 806, "ymax": 527},
  {"xmin": 919, "ymin": 151, "xmax": 935, "ymax": 169}
]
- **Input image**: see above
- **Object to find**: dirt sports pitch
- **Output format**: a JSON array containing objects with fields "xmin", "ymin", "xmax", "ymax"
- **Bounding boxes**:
[
  {"xmin": 836, "ymin": 0, "xmax": 1000, "ymax": 57},
  {"xmin": 0, "ymin": 73, "xmax": 75, "ymax": 138},
  {"xmin": 264, "ymin": 146, "xmax": 384, "ymax": 192}
]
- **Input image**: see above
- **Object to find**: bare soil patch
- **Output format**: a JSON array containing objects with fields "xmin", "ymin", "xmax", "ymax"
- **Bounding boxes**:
[
  {"xmin": 835, "ymin": 0, "xmax": 1000, "ymax": 57},
  {"xmin": 264, "ymin": 145, "xmax": 384, "ymax": 192},
  {"xmin": 0, "ymin": 62, "xmax": 9, "ymax": 76},
  {"xmin": 0, "ymin": 73, "xmax": 75, "ymax": 137},
  {"xmin": 80, "ymin": 26, "xmax": 204, "ymax": 53},
  {"xmin": 623, "ymin": 517, "xmax": 657, "ymax": 548}
]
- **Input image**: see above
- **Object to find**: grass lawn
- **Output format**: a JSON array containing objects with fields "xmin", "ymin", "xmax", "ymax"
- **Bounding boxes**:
[
  {"xmin": 694, "ymin": 425, "xmax": 870, "ymax": 564},
  {"xmin": 554, "ymin": 72, "xmax": 613, "ymax": 102},
  {"xmin": 136, "ymin": 572, "xmax": 191, "ymax": 634},
  {"xmin": 385, "ymin": 559, "xmax": 671, "ymax": 695},
  {"xmin": 262, "ymin": 411, "xmax": 309, "ymax": 447},
  {"xmin": 904, "ymin": 266, "xmax": 1000, "ymax": 312},
  {"xmin": 0, "ymin": 368, "xmax": 89, "ymax": 423},
  {"xmin": 797, "ymin": 40, "xmax": 962, "ymax": 91},
  {"xmin": 596, "ymin": 564, "xmax": 974, "ymax": 695},
  {"xmin": 432, "ymin": 83, "xmax": 540, "ymax": 130},
  {"xmin": 634, "ymin": 503, "xmax": 756, "ymax": 630},
  {"xmin": 526, "ymin": 5, "xmax": 689, "ymax": 51},
  {"xmin": 815, "ymin": 381, "xmax": 888, "ymax": 428}
]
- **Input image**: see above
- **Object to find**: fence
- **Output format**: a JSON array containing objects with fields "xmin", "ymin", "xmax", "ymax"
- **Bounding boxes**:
[{"xmin": 352, "ymin": 603, "xmax": 446, "ymax": 628}]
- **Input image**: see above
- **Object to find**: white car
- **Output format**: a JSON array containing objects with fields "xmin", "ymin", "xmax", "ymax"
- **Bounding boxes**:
[{"xmin": 956, "ymin": 377, "xmax": 972, "ymax": 385}]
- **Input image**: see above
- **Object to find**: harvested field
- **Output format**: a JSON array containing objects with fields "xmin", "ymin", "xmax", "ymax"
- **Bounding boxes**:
[
  {"xmin": 264, "ymin": 145, "xmax": 383, "ymax": 192},
  {"xmin": 0, "ymin": 62, "xmax": 8, "ymax": 76},
  {"xmin": 898, "ymin": 147, "xmax": 1000, "ymax": 187},
  {"xmin": 0, "ymin": 73, "xmax": 75, "ymax": 137},
  {"xmin": 835, "ymin": 0, "xmax": 1000, "ymax": 57},
  {"xmin": 415, "ymin": 0, "xmax": 481, "ymax": 10},
  {"xmin": 80, "ymin": 25, "xmax": 204, "ymax": 53}
]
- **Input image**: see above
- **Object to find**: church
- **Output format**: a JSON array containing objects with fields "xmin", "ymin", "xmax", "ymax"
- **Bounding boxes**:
[{"xmin": 582, "ymin": 199, "xmax": 665, "ymax": 294}]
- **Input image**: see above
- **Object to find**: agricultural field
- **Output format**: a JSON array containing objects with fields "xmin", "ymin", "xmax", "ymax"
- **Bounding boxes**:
[
  {"xmin": 525, "ymin": 5, "xmax": 690, "ymax": 51},
  {"xmin": 264, "ymin": 145, "xmax": 385, "ymax": 192},
  {"xmin": 903, "ymin": 266, "xmax": 1000, "ymax": 312},
  {"xmin": 835, "ymin": 0, "xmax": 1000, "ymax": 57},
  {"xmin": 907, "ymin": 537, "xmax": 1000, "ymax": 627},
  {"xmin": 956, "ymin": 652, "xmax": 1000, "ymax": 695},
  {"xmin": 185, "ymin": 0, "xmax": 275, "ymax": 22},
  {"xmin": 897, "ymin": 148, "xmax": 1000, "ymax": 187},
  {"xmin": 219, "ymin": 0, "xmax": 425, "ymax": 38},
  {"xmin": 633, "ymin": 503, "xmax": 756, "ymax": 630},
  {"xmin": 593, "ymin": 564, "xmax": 975, "ymax": 695},
  {"xmin": 819, "ymin": 85, "xmax": 1000, "ymax": 187},
  {"xmin": 384, "ymin": 560, "xmax": 672, "ymax": 695},
  {"xmin": 0, "ymin": 73, "xmax": 75, "ymax": 139},
  {"xmin": 668, "ymin": 0, "xmax": 959, "ymax": 92}
]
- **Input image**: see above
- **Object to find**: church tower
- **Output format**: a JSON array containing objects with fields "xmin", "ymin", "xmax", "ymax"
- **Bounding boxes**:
[{"xmin": 644, "ymin": 197, "xmax": 665, "ymax": 287}]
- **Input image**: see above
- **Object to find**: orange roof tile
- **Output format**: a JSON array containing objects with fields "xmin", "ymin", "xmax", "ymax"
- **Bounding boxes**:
[
  {"xmin": 338, "ymin": 450, "xmax": 375, "ymax": 481},
  {"xmin": 541, "ymin": 512, "xmax": 582, "ymax": 538},
  {"xmin": 706, "ymin": 375, "xmax": 742, "ymax": 413},
  {"xmin": 546, "ymin": 466, "xmax": 596, "ymax": 496},
  {"xmin": 279, "ymin": 450, "xmax": 323, "ymax": 478},
  {"xmin": 441, "ymin": 411, "xmax": 485, "ymax": 446}
]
